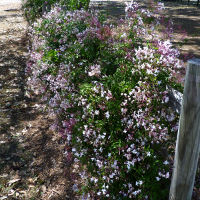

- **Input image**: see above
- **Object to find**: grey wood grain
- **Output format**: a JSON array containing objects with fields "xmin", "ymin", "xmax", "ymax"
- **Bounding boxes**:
[{"xmin": 169, "ymin": 58, "xmax": 200, "ymax": 200}]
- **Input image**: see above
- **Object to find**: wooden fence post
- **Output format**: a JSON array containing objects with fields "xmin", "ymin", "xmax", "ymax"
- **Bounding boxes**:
[{"xmin": 169, "ymin": 58, "xmax": 200, "ymax": 200}]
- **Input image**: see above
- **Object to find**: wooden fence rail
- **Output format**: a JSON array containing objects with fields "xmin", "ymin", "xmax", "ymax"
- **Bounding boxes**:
[{"xmin": 169, "ymin": 58, "xmax": 200, "ymax": 200}]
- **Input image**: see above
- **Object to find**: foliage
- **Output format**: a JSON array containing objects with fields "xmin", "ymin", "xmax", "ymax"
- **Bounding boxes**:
[
  {"xmin": 26, "ymin": 1, "xmax": 183, "ymax": 199},
  {"xmin": 22, "ymin": 0, "xmax": 90, "ymax": 23}
]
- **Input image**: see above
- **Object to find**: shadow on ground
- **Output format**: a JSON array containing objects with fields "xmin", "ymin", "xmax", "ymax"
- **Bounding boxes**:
[
  {"xmin": 158, "ymin": 1, "xmax": 200, "ymax": 58},
  {"xmin": 91, "ymin": 0, "xmax": 126, "ymax": 20},
  {"xmin": 0, "ymin": 11, "xmax": 76, "ymax": 199},
  {"xmin": 91, "ymin": 0, "xmax": 200, "ymax": 58}
]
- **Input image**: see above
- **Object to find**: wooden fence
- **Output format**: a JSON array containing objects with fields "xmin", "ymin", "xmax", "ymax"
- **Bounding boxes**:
[{"xmin": 169, "ymin": 58, "xmax": 200, "ymax": 200}]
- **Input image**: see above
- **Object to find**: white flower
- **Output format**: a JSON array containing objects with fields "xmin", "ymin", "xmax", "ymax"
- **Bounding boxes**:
[
  {"xmin": 121, "ymin": 33, "xmax": 127, "ymax": 38},
  {"xmin": 105, "ymin": 111, "xmax": 110, "ymax": 119},
  {"xmin": 136, "ymin": 180, "xmax": 143, "ymax": 186},
  {"xmin": 67, "ymin": 135, "xmax": 71, "ymax": 141},
  {"xmin": 102, "ymin": 189, "xmax": 106, "ymax": 194},
  {"xmin": 156, "ymin": 177, "xmax": 160, "ymax": 181},
  {"xmin": 101, "ymin": 135, "xmax": 105, "ymax": 139},
  {"xmin": 109, "ymin": 172, "xmax": 116, "ymax": 179},
  {"xmin": 95, "ymin": 110, "xmax": 99, "ymax": 115},
  {"xmin": 167, "ymin": 113, "xmax": 175, "ymax": 122},
  {"xmin": 132, "ymin": 149, "xmax": 137, "ymax": 154},
  {"xmin": 165, "ymin": 172, "xmax": 170, "ymax": 178},
  {"xmin": 90, "ymin": 177, "xmax": 94, "ymax": 182},
  {"xmin": 121, "ymin": 108, "xmax": 128, "ymax": 114},
  {"xmin": 146, "ymin": 69, "xmax": 153, "ymax": 74},
  {"xmin": 93, "ymin": 86, "xmax": 98, "ymax": 93},
  {"xmin": 94, "ymin": 178, "xmax": 98, "ymax": 183},
  {"xmin": 88, "ymin": 65, "xmax": 101, "ymax": 77},
  {"xmin": 163, "ymin": 160, "xmax": 169, "ymax": 165},
  {"xmin": 97, "ymin": 191, "xmax": 101, "ymax": 196},
  {"xmin": 164, "ymin": 96, "xmax": 169, "ymax": 103},
  {"xmin": 84, "ymin": 125, "xmax": 88, "ymax": 129},
  {"xmin": 146, "ymin": 152, "xmax": 151, "ymax": 157},
  {"xmin": 139, "ymin": 180, "xmax": 143, "ymax": 185}
]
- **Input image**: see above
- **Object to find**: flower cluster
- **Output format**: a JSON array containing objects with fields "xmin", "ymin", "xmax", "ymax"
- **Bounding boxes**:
[
  {"xmin": 22, "ymin": 0, "xmax": 91, "ymax": 23},
  {"xmin": 26, "ymin": 1, "xmax": 183, "ymax": 199}
]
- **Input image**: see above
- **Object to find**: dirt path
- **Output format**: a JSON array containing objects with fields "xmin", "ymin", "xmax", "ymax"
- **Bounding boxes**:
[
  {"xmin": 0, "ymin": 2, "xmax": 76, "ymax": 200},
  {"xmin": 163, "ymin": 2, "xmax": 200, "ymax": 59}
]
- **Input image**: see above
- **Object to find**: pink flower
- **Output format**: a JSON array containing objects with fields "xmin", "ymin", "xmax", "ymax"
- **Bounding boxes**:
[{"xmin": 88, "ymin": 65, "xmax": 101, "ymax": 77}]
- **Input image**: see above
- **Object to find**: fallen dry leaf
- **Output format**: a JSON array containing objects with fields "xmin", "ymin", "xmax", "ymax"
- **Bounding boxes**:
[{"xmin": 8, "ymin": 178, "xmax": 20, "ymax": 186}]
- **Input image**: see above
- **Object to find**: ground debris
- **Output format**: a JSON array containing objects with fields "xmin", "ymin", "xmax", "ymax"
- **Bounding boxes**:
[{"xmin": 0, "ymin": 1, "xmax": 76, "ymax": 199}]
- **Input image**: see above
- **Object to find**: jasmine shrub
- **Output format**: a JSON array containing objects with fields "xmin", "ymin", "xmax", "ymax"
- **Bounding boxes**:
[
  {"xmin": 22, "ymin": 0, "xmax": 90, "ymax": 23},
  {"xmin": 26, "ymin": 1, "xmax": 183, "ymax": 199}
]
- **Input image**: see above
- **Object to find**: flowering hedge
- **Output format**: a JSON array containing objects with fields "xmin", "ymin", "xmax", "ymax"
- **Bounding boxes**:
[
  {"xmin": 26, "ymin": 1, "xmax": 183, "ymax": 199},
  {"xmin": 22, "ymin": 0, "xmax": 90, "ymax": 23}
]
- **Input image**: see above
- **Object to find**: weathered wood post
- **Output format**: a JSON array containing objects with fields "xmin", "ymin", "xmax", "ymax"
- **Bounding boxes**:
[{"xmin": 169, "ymin": 58, "xmax": 200, "ymax": 200}]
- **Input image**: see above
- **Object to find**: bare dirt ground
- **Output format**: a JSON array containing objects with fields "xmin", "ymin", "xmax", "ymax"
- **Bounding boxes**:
[
  {"xmin": 0, "ymin": 2, "xmax": 76, "ymax": 200},
  {"xmin": 164, "ymin": 2, "xmax": 200, "ymax": 59}
]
